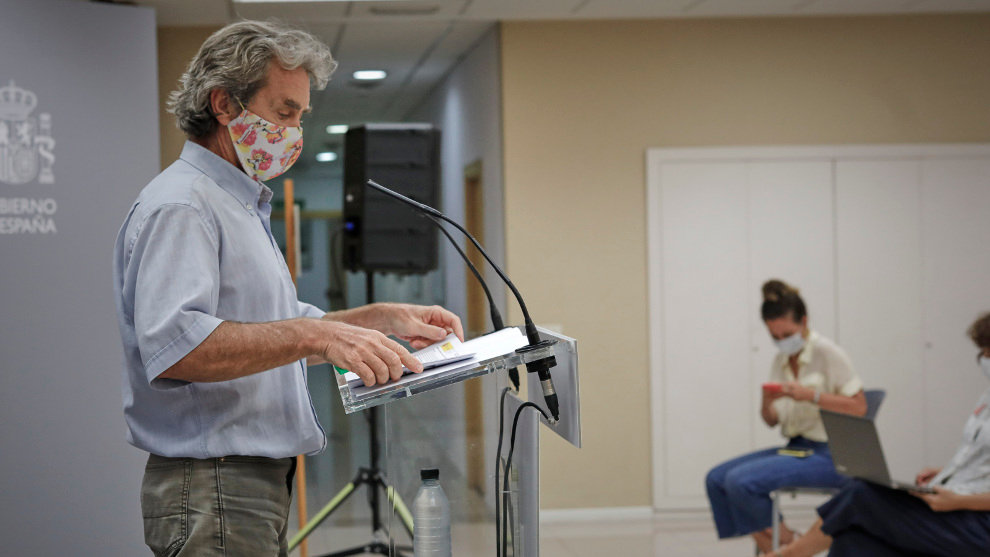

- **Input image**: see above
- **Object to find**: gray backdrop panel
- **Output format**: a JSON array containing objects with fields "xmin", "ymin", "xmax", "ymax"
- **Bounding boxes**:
[{"xmin": 0, "ymin": 1, "xmax": 158, "ymax": 554}]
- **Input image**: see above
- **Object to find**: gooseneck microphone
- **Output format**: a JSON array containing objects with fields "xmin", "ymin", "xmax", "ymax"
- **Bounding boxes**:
[
  {"xmin": 366, "ymin": 179, "xmax": 559, "ymax": 420},
  {"xmin": 426, "ymin": 214, "xmax": 521, "ymax": 390},
  {"xmin": 427, "ymin": 214, "xmax": 504, "ymax": 330}
]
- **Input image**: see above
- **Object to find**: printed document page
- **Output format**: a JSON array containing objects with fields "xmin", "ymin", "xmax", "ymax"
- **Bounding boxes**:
[{"xmin": 411, "ymin": 334, "xmax": 475, "ymax": 369}]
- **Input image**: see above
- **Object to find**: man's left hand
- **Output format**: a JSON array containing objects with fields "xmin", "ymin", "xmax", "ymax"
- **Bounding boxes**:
[{"xmin": 383, "ymin": 303, "xmax": 464, "ymax": 349}]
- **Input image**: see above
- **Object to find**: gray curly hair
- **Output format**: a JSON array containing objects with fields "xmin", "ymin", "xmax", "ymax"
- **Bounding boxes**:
[{"xmin": 168, "ymin": 20, "xmax": 337, "ymax": 139}]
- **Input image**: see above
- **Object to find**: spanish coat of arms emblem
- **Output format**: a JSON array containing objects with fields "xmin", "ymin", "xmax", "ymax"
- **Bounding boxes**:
[{"xmin": 0, "ymin": 80, "xmax": 55, "ymax": 185}]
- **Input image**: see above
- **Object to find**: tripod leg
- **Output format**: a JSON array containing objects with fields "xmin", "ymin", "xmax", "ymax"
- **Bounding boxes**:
[
  {"xmin": 289, "ymin": 482, "xmax": 358, "ymax": 551},
  {"xmin": 385, "ymin": 485, "xmax": 415, "ymax": 538}
]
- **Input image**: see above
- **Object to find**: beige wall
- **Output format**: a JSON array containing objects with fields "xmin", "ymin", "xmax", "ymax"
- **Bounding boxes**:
[
  {"xmin": 157, "ymin": 26, "xmax": 221, "ymax": 169},
  {"xmin": 500, "ymin": 14, "xmax": 990, "ymax": 509}
]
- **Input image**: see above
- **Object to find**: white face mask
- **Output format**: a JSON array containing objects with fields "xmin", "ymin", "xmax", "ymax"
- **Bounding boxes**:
[
  {"xmin": 775, "ymin": 331, "xmax": 805, "ymax": 356},
  {"xmin": 979, "ymin": 355, "xmax": 990, "ymax": 381}
]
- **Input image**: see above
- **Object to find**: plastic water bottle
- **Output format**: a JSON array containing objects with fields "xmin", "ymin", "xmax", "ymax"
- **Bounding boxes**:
[{"xmin": 412, "ymin": 468, "xmax": 451, "ymax": 557}]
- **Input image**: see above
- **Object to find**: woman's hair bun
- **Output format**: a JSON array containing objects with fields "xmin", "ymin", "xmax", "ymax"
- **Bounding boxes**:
[
  {"xmin": 762, "ymin": 279, "xmax": 798, "ymax": 302},
  {"xmin": 760, "ymin": 279, "xmax": 807, "ymax": 322}
]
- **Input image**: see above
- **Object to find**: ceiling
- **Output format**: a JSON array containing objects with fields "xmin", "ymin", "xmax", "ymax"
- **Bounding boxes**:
[{"xmin": 93, "ymin": 0, "xmax": 990, "ymax": 168}]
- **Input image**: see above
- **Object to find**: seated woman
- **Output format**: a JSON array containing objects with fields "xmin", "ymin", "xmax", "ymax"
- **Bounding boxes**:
[
  {"xmin": 706, "ymin": 280, "xmax": 867, "ymax": 553},
  {"xmin": 761, "ymin": 312, "xmax": 990, "ymax": 557}
]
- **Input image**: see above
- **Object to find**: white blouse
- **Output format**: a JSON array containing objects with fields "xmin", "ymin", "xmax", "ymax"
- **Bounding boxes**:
[
  {"xmin": 768, "ymin": 331, "xmax": 864, "ymax": 442},
  {"xmin": 932, "ymin": 387, "xmax": 990, "ymax": 495}
]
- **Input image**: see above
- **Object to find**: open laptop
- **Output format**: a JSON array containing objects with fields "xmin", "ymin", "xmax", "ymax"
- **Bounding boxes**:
[{"xmin": 820, "ymin": 409, "xmax": 935, "ymax": 494}]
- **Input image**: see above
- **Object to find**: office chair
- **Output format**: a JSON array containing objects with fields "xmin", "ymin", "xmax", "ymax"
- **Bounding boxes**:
[{"xmin": 769, "ymin": 389, "xmax": 886, "ymax": 551}]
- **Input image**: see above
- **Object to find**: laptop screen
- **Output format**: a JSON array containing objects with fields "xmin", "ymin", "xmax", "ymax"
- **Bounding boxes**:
[{"xmin": 820, "ymin": 409, "xmax": 892, "ymax": 485}]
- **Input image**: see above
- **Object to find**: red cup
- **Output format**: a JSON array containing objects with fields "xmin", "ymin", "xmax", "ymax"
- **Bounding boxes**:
[{"xmin": 762, "ymin": 382, "xmax": 783, "ymax": 394}]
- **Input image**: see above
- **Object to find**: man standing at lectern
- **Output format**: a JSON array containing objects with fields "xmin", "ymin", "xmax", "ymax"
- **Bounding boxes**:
[{"xmin": 112, "ymin": 21, "xmax": 462, "ymax": 556}]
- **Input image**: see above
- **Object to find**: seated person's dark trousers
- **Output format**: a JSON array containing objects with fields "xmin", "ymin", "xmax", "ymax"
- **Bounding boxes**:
[{"xmin": 819, "ymin": 480, "xmax": 990, "ymax": 557}]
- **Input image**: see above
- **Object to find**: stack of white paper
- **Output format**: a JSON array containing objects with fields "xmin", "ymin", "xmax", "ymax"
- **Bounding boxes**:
[{"xmin": 345, "ymin": 327, "xmax": 529, "ymax": 398}]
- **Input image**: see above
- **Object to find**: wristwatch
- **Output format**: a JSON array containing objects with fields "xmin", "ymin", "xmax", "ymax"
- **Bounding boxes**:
[{"xmin": 812, "ymin": 390, "xmax": 821, "ymax": 404}]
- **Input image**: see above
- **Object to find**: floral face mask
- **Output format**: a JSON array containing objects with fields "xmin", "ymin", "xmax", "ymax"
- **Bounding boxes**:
[{"xmin": 227, "ymin": 102, "xmax": 303, "ymax": 182}]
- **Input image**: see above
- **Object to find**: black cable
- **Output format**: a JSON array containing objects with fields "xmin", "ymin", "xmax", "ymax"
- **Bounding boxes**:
[
  {"xmin": 495, "ymin": 386, "xmax": 511, "ymax": 557},
  {"xmin": 502, "ymin": 402, "xmax": 550, "ymax": 557}
]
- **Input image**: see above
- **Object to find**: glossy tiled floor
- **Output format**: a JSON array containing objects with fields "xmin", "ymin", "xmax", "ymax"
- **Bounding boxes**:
[
  {"xmin": 296, "ymin": 373, "xmax": 825, "ymax": 556},
  {"xmin": 540, "ymin": 511, "xmax": 829, "ymax": 557},
  {"xmin": 541, "ymin": 515, "xmax": 765, "ymax": 557},
  {"xmin": 293, "ymin": 510, "xmax": 825, "ymax": 556}
]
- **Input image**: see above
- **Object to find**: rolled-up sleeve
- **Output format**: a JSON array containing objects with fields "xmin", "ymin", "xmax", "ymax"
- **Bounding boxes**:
[
  {"xmin": 298, "ymin": 301, "xmax": 326, "ymax": 319},
  {"xmin": 127, "ymin": 203, "xmax": 224, "ymax": 388},
  {"xmin": 827, "ymin": 348, "xmax": 863, "ymax": 397}
]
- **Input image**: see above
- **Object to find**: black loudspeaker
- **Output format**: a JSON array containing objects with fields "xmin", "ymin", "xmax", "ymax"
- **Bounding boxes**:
[{"xmin": 343, "ymin": 124, "xmax": 440, "ymax": 273}]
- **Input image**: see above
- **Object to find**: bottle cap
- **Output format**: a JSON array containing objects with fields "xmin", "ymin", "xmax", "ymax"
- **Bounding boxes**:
[{"xmin": 421, "ymin": 468, "xmax": 440, "ymax": 480}]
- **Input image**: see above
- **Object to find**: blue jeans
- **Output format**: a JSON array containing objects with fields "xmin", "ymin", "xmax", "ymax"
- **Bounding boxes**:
[
  {"xmin": 705, "ymin": 437, "xmax": 847, "ymax": 539},
  {"xmin": 140, "ymin": 454, "xmax": 296, "ymax": 557}
]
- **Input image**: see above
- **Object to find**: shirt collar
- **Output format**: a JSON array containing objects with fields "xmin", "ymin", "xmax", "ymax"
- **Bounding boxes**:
[
  {"xmin": 179, "ymin": 140, "xmax": 273, "ymax": 209},
  {"xmin": 780, "ymin": 329, "xmax": 818, "ymax": 370}
]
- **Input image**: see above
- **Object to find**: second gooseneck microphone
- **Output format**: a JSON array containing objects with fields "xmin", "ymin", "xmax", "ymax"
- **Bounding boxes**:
[
  {"xmin": 365, "ymin": 179, "xmax": 559, "ymax": 420},
  {"xmin": 426, "ymin": 214, "xmax": 521, "ymax": 390}
]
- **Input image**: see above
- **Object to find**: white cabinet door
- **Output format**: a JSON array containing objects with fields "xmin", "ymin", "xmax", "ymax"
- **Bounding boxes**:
[
  {"xmin": 649, "ymin": 145, "xmax": 990, "ymax": 509},
  {"xmin": 748, "ymin": 161, "xmax": 836, "ymax": 450},
  {"xmin": 652, "ymin": 160, "xmax": 835, "ymax": 504},
  {"xmin": 835, "ymin": 159, "xmax": 926, "ymax": 481},
  {"xmin": 654, "ymin": 161, "xmax": 751, "ymax": 505},
  {"xmin": 921, "ymin": 157, "xmax": 990, "ymax": 465}
]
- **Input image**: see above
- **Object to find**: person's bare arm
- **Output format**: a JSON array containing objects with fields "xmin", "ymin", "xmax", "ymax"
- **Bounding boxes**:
[
  {"xmin": 323, "ymin": 302, "xmax": 464, "ymax": 348},
  {"xmin": 761, "ymin": 390, "xmax": 780, "ymax": 427},
  {"xmin": 916, "ymin": 488, "xmax": 990, "ymax": 512},
  {"xmin": 781, "ymin": 384, "xmax": 868, "ymax": 416},
  {"xmin": 160, "ymin": 317, "xmax": 422, "ymax": 387},
  {"xmin": 160, "ymin": 319, "xmax": 316, "ymax": 382},
  {"xmin": 818, "ymin": 389, "xmax": 867, "ymax": 416},
  {"xmin": 954, "ymin": 492, "xmax": 990, "ymax": 511}
]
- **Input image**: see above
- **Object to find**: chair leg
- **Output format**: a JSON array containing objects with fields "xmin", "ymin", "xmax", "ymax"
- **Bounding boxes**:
[{"xmin": 771, "ymin": 490, "xmax": 781, "ymax": 551}]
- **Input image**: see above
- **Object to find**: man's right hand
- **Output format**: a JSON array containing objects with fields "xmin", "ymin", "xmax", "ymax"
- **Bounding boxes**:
[
  {"xmin": 916, "ymin": 466, "xmax": 942, "ymax": 486},
  {"xmin": 316, "ymin": 321, "xmax": 423, "ymax": 387}
]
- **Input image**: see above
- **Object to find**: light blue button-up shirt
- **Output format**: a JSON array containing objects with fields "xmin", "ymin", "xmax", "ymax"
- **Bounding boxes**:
[{"xmin": 113, "ymin": 141, "xmax": 326, "ymax": 458}]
